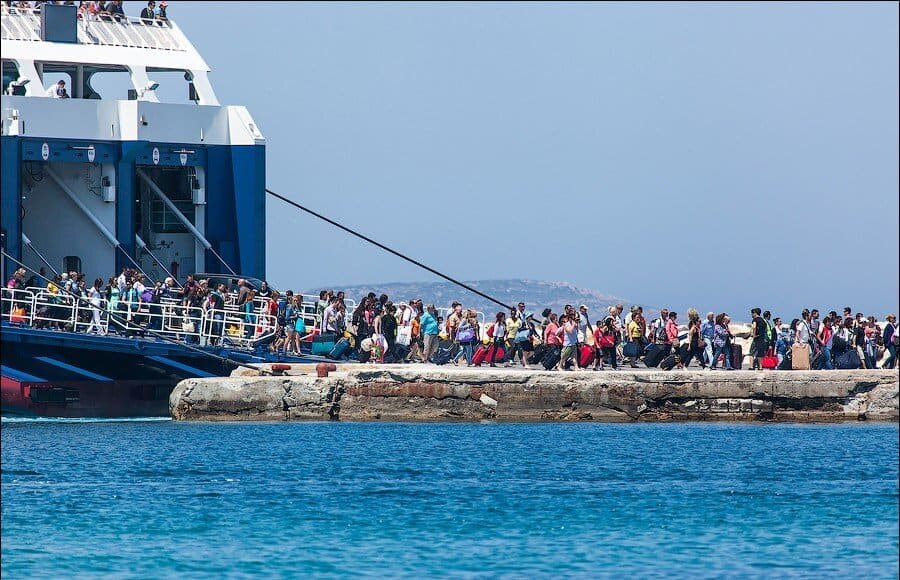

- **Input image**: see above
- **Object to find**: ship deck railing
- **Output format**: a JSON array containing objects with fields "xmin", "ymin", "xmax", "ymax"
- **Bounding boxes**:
[
  {"xmin": 1, "ymin": 287, "xmax": 282, "ymax": 350},
  {"xmin": 1, "ymin": 6, "xmax": 185, "ymax": 52}
]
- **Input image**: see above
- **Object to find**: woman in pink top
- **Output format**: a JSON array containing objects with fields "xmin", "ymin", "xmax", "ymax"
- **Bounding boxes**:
[
  {"xmin": 665, "ymin": 312, "xmax": 680, "ymax": 346},
  {"xmin": 544, "ymin": 313, "xmax": 562, "ymax": 346}
]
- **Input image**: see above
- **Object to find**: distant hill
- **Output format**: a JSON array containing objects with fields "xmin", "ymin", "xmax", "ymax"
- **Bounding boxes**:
[{"xmin": 303, "ymin": 279, "xmax": 657, "ymax": 318}]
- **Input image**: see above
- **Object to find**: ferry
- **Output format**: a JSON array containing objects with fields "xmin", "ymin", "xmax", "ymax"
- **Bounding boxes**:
[{"xmin": 0, "ymin": 4, "xmax": 318, "ymax": 417}]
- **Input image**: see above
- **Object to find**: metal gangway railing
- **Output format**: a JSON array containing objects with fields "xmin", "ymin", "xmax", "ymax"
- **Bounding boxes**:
[
  {"xmin": 1, "ymin": 6, "xmax": 184, "ymax": 51},
  {"xmin": 1, "ymin": 287, "xmax": 276, "ymax": 349}
]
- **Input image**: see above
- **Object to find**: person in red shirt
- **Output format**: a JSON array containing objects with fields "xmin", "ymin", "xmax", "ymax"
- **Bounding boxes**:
[
  {"xmin": 665, "ymin": 312, "xmax": 680, "ymax": 346},
  {"xmin": 544, "ymin": 313, "xmax": 562, "ymax": 346}
]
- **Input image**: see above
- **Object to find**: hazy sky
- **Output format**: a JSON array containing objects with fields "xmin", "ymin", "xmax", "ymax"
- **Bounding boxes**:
[{"xmin": 170, "ymin": 1, "xmax": 898, "ymax": 316}]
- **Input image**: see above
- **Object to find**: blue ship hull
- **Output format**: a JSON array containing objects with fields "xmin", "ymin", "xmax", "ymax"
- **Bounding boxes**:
[{"xmin": 1, "ymin": 323, "xmax": 317, "ymax": 417}]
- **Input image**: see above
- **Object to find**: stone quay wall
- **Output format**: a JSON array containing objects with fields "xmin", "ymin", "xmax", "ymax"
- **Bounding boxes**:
[{"xmin": 169, "ymin": 365, "xmax": 899, "ymax": 423}]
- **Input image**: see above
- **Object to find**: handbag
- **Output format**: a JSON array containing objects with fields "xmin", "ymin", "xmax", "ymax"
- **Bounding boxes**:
[
  {"xmin": 182, "ymin": 319, "xmax": 195, "ymax": 333},
  {"xmin": 396, "ymin": 326, "xmax": 412, "ymax": 346},
  {"xmin": 598, "ymin": 332, "xmax": 615, "ymax": 348},
  {"xmin": 456, "ymin": 323, "xmax": 475, "ymax": 343}
]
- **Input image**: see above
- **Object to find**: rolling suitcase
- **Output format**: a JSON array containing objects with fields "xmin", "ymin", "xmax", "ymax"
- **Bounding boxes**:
[
  {"xmin": 778, "ymin": 352, "xmax": 792, "ymax": 370},
  {"xmin": 730, "ymin": 344, "xmax": 744, "ymax": 370},
  {"xmin": 386, "ymin": 343, "xmax": 410, "ymax": 363},
  {"xmin": 659, "ymin": 353, "xmax": 680, "ymax": 371},
  {"xmin": 836, "ymin": 349, "xmax": 861, "ymax": 369},
  {"xmin": 328, "ymin": 338, "xmax": 351, "ymax": 360},
  {"xmin": 579, "ymin": 345, "xmax": 596, "ymax": 368},
  {"xmin": 472, "ymin": 344, "xmax": 503, "ymax": 366},
  {"xmin": 312, "ymin": 333, "xmax": 337, "ymax": 356},
  {"xmin": 623, "ymin": 341, "xmax": 641, "ymax": 358},
  {"xmin": 528, "ymin": 344, "xmax": 549, "ymax": 365},
  {"xmin": 431, "ymin": 347, "xmax": 454, "ymax": 365},
  {"xmin": 541, "ymin": 346, "xmax": 562, "ymax": 370},
  {"xmin": 791, "ymin": 343, "xmax": 810, "ymax": 370},
  {"xmin": 472, "ymin": 345, "xmax": 489, "ymax": 366},
  {"xmin": 643, "ymin": 343, "xmax": 671, "ymax": 368}
]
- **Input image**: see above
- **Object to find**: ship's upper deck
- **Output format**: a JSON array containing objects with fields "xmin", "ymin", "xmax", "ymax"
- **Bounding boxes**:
[
  {"xmin": 1, "ymin": 4, "xmax": 265, "ymax": 145},
  {"xmin": 2, "ymin": 4, "xmax": 217, "ymax": 105}
]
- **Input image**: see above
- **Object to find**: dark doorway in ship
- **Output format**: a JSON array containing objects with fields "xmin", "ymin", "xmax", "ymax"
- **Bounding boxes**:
[{"xmin": 134, "ymin": 166, "xmax": 205, "ymax": 280}]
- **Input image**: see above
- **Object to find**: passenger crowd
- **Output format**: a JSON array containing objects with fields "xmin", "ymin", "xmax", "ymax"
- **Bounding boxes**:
[
  {"xmin": 3, "ymin": 1, "xmax": 170, "ymax": 24},
  {"xmin": 4, "ymin": 266, "xmax": 899, "ymax": 371}
]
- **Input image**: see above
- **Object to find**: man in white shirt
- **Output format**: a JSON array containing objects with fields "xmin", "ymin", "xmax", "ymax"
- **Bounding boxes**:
[
  {"xmin": 397, "ymin": 302, "xmax": 413, "ymax": 327},
  {"xmin": 117, "ymin": 267, "xmax": 128, "ymax": 294},
  {"xmin": 45, "ymin": 80, "xmax": 69, "ymax": 98},
  {"xmin": 322, "ymin": 298, "xmax": 340, "ymax": 334}
]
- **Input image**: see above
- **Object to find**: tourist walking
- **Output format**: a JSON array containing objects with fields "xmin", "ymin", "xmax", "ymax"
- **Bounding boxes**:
[
  {"xmin": 420, "ymin": 304, "xmax": 441, "ymax": 362},
  {"xmin": 749, "ymin": 308, "xmax": 767, "ymax": 370},
  {"xmin": 710, "ymin": 313, "xmax": 733, "ymax": 370},
  {"xmin": 683, "ymin": 310, "xmax": 706, "ymax": 368},
  {"xmin": 625, "ymin": 310, "xmax": 645, "ymax": 368},
  {"xmin": 883, "ymin": 315, "xmax": 898, "ymax": 369},
  {"xmin": 817, "ymin": 317, "xmax": 835, "ymax": 370},
  {"xmin": 489, "ymin": 312, "xmax": 507, "ymax": 367},
  {"xmin": 453, "ymin": 310, "xmax": 479, "ymax": 366},
  {"xmin": 558, "ymin": 315, "xmax": 579, "ymax": 370},
  {"xmin": 594, "ymin": 316, "xmax": 618, "ymax": 370},
  {"xmin": 86, "ymin": 277, "xmax": 105, "ymax": 335}
]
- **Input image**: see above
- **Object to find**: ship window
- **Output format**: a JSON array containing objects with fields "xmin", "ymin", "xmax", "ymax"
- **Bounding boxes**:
[
  {"xmin": 86, "ymin": 69, "xmax": 134, "ymax": 100},
  {"xmin": 62, "ymin": 256, "xmax": 82, "ymax": 273},
  {"xmin": 150, "ymin": 200, "xmax": 195, "ymax": 234},
  {"xmin": 2, "ymin": 60, "xmax": 20, "ymax": 94}
]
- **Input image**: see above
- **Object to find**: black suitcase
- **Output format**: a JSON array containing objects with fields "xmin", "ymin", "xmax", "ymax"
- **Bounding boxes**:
[
  {"xmin": 644, "ymin": 344, "xmax": 671, "ymax": 368},
  {"xmin": 528, "ymin": 344, "xmax": 549, "ymax": 365},
  {"xmin": 623, "ymin": 341, "xmax": 641, "ymax": 358},
  {"xmin": 836, "ymin": 349, "xmax": 861, "ymax": 369},
  {"xmin": 541, "ymin": 346, "xmax": 561, "ymax": 370},
  {"xmin": 731, "ymin": 344, "xmax": 743, "ymax": 370},
  {"xmin": 778, "ymin": 351, "xmax": 792, "ymax": 370},
  {"xmin": 385, "ymin": 344, "xmax": 410, "ymax": 363},
  {"xmin": 660, "ymin": 353, "xmax": 680, "ymax": 371},
  {"xmin": 430, "ymin": 348, "xmax": 453, "ymax": 365}
]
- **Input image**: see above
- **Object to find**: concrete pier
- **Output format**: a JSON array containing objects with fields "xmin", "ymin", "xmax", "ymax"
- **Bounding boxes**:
[{"xmin": 169, "ymin": 365, "xmax": 899, "ymax": 422}]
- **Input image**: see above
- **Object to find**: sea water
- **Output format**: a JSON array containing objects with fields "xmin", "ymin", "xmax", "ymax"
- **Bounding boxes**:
[{"xmin": 2, "ymin": 420, "xmax": 897, "ymax": 578}]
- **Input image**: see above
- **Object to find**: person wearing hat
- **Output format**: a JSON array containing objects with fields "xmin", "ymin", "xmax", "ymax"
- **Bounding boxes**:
[
  {"xmin": 157, "ymin": 1, "xmax": 169, "ymax": 23},
  {"xmin": 397, "ymin": 301, "xmax": 413, "ymax": 327}
]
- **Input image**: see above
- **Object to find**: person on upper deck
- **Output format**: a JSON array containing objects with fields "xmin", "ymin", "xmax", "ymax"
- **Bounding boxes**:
[
  {"xmin": 45, "ymin": 80, "xmax": 69, "ymax": 99},
  {"xmin": 140, "ymin": 0, "xmax": 155, "ymax": 23}
]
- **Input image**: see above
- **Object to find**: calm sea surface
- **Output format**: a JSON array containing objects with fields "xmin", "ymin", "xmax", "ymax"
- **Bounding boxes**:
[{"xmin": 2, "ymin": 420, "xmax": 898, "ymax": 578}]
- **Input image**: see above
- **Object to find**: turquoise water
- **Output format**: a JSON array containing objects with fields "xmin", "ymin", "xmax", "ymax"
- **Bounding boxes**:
[{"xmin": 2, "ymin": 421, "xmax": 898, "ymax": 578}]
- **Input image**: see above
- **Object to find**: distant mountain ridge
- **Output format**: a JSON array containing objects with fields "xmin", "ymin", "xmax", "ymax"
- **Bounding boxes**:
[{"xmin": 303, "ymin": 279, "xmax": 657, "ymax": 318}]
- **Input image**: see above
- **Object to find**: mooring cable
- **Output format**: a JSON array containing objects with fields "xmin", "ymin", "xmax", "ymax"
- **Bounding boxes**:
[{"xmin": 265, "ymin": 188, "xmax": 514, "ymax": 312}]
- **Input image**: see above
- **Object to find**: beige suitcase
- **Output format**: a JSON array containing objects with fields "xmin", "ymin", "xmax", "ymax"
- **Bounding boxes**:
[{"xmin": 792, "ymin": 342, "xmax": 811, "ymax": 370}]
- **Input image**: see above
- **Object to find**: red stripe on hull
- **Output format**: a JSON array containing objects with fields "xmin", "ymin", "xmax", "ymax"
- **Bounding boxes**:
[{"xmin": 2, "ymin": 375, "xmax": 172, "ymax": 418}]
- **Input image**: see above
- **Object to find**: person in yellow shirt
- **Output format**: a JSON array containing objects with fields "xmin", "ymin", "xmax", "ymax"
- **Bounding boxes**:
[
  {"xmin": 626, "ymin": 313, "xmax": 646, "ymax": 368},
  {"xmin": 504, "ymin": 309, "xmax": 522, "ymax": 367}
]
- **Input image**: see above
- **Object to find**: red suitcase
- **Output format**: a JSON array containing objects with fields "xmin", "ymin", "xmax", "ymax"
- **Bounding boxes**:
[
  {"xmin": 472, "ymin": 344, "xmax": 505, "ymax": 366},
  {"xmin": 579, "ymin": 345, "xmax": 596, "ymax": 367}
]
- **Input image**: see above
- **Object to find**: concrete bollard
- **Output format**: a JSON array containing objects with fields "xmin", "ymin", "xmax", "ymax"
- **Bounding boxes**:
[{"xmin": 316, "ymin": 362, "xmax": 337, "ymax": 378}]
